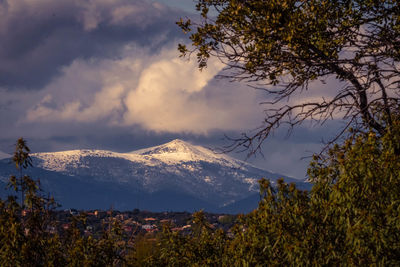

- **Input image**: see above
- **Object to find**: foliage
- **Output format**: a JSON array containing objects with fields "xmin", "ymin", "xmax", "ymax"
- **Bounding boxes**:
[
  {"xmin": 124, "ymin": 233, "xmax": 159, "ymax": 266},
  {"xmin": 226, "ymin": 121, "xmax": 400, "ymax": 265},
  {"xmin": 142, "ymin": 211, "xmax": 228, "ymax": 266},
  {"xmin": 177, "ymin": 0, "xmax": 400, "ymax": 152},
  {"xmin": 306, "ymin": 121, "xmax": 400, "ymax": 265},
  {"xmin": 10, "ymin": 138, "xmax": 32, "ymax": 208},
  {"xmin": 2, "ymin": 131, "xmax": 400, "ymax": 265},
  {"xmin": 61, "ymin": 214, "xmax": 125, "ymax": 266}
]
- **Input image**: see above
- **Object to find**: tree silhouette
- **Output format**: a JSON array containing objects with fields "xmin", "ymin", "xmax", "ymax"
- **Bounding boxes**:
[
  {"xmin": 9, "ymin": 138, "xmax": 32, "ymax": 209},
  {"xmin": 177, "ymin": 0, "xmax": 400, "ymax": 154}
]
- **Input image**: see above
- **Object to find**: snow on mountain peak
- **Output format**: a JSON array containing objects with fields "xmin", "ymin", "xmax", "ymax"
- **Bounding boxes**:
[
  {"xmin": 140, "ymin": 139, "xmax": 195, "ymax": 154},
  {"xmin": 129, "ymin": 139, "xmax": 241, "ymax": 167},
  {"xmin": 28, "ymin": 139, "xmax": 243, "ymax": 173}
]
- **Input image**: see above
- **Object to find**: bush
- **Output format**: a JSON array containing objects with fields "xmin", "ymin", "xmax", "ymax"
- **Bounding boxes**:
[{"xmin": 224, "ymin": 122, "xmax": 400, "ymax": 265}]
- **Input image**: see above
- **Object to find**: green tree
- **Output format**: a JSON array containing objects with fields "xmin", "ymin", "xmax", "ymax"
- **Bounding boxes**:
[
  {"xmin": 141, "ymin": 211, "xmax": 228, "ymax": 266},
  {"xmin": 61, "ymin": 214, "xmax": 125, "ymax": 266},
  {"xmin": 178, "ymin": 0, "xmax": 400, "ymax": 152},
  {"xmin": 224, "ymin": 120, "xmax": 400, "ymax": 265},
  {"xmin": 10, "ymin": 138, "xmax": 32, "ymax": 209},
  {"xmin": 307, "ymin": 123, "xmax": 400, "ymax": 264}
]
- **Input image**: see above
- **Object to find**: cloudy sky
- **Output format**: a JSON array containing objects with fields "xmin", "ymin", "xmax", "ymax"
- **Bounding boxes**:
[{"xmin": 0, "ymin": 0, "xmax": 339, "ymax": 179}]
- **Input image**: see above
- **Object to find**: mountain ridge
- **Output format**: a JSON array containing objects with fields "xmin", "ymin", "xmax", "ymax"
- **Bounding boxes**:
[{"xmin": 0, "ymin": 139, "xmax": 310, "ymax": 213}]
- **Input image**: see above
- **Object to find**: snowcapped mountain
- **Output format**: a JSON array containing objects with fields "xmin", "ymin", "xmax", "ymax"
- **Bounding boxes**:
[{"xmin": 0, "ymin": 139, "xmax": 309, "ymax": 213}]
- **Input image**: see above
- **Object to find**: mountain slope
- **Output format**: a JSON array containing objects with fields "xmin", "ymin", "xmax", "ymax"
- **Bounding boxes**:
[
  {"xmin": 0, "ymin": 151, "xmax": 11, "ymax": 160},
  {"xmin": 0, "ymin": 139, "xmax": 310, "ymax": 213}
]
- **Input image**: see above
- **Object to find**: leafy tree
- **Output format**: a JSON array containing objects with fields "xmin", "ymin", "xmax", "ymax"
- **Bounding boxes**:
[
  {"xmin": 124, "ymin": 233, "xmax": 160, "ymax": 266},
  {"xmin": 10, "ymin": 138, "xmax": 32, "ymax": 209},
  {"xmin": 61, "ymin": 214, "xmax": 125, "ymax": 266},
  {"xmin": 141, "ymin": 211, "xmax": 228, "ymax": 266},
  {"xmin": 175, "ymin": 3, "xmax": 400, "ymax": 263},
  {"xmin": 224, "ymin": 120, "xmax": 400, "ymax": 265},
  {"xmin": 177, "ymin": 0, "xmax": 400, "ymax": 152},
  {"xmin": 306, "ymin": 121, "xmax": 400, "ymax": 264}
]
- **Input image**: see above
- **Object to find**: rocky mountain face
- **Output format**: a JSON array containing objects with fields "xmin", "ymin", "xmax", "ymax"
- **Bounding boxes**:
[{"xmin": 0, "ymin": 139, "xmax": 310, "ymax": 213}]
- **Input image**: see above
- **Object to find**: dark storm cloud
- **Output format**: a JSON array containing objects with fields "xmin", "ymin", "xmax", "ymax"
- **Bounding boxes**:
[{"xmin": 0, "ymin": 0, "xmax": 183, "ymax": 89}]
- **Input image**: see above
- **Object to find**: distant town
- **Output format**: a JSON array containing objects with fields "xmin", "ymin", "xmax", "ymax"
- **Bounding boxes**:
[{"xmin": 49, "ymin": 209, "xmax": 238, "ymax": 239}]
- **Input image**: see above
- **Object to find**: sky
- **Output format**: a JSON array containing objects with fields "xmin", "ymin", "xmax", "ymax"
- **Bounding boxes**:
[{"xmin": 0, "ymin": 0, "xmax": 340, "ymax": 179}]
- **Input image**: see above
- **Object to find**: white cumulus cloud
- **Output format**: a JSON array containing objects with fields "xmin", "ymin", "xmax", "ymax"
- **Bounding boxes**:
[{"xmin": 24, "ymin": 45, "xmax": 264, "ymax": 134}]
